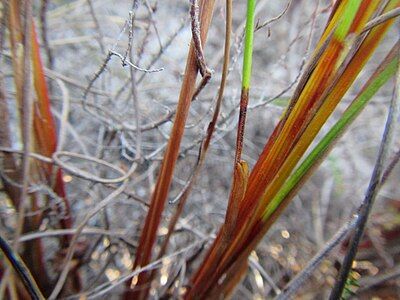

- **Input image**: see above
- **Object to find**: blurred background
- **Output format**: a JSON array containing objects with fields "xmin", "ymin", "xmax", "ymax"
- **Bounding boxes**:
[{"xmin": 1, "ymin": 0, "xmax": 400, "ymax": 298}]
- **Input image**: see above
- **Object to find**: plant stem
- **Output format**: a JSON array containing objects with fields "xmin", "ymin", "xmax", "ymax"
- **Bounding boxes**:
[
  {"xmin": 329, "ymin": 43, "xmax": 400, "ymax": 300},
  {"xmin": 242, "ymin": 0, "xmax": 256, "ymax": 90},
  {"xmin": 126, "ymin": 1, "xmax": 216, "ymax": 299},
  {"xmin": 262, "ymin": 44, "xmax": 399, "ymax": 221},
  {"xmin": 156, "ymin": 0, "xmax": 232, "ymax": 261},
  {"xmin": 14, "ymin": 0, "xmax": 33, "ymax": 254},
  {"xmin": 0, "ymin": 235, "xmax": 44, "ymax": 300},
  {"xmin": 234, "ymin": 0, "xmax": 255, "ymax": 163}
]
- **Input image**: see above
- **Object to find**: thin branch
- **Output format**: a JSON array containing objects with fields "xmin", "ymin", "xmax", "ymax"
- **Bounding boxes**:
[
  {"xmin": 39, "ymin": 0, "xmax": 54, "ymax": 77},
  {"xmin": 123, "ymin": 0, "xmax": 139, "ymax": 63},
  {"xmin": 144, "ymin": 0, "xmax": 162, "ymax": 50},
  {"xmin": 0, "ymin": 234, "xmax": 44, "ymax": 300},
  {"xmin": 359, "ymin": 264, "xmax": 400, "ymax": 292},
  {"xmin": 329, "ymin": 56, "xmax": 400, "ymax": 300},
  {"xmin": 83, "ymin": 50, "xmax": 163, "ymax": 102},
  {"xmin": 55, "ymin": 79, "xmax": 70, "ymax": 152},
  {"xmin": 13, "ymin": 0, "xmax": 33, "ymax": 253},
  {"xmin": 255, "ymin": 0, "xmax": 293, "ymax": 32},
  {"xmin": 248, "ymin": 256, "xmax": 281, "ymax": 296},
  {"xmin": 0, "ymin": 147, "xmax": 52, "ymax": 163},
  {"xmin": 111, "ymin": 50, "xmax": 164, "ymax": 73},
  {"xmin": 114, "ymin": 21, "xmax": 185, "ymax": 100},
  {"xmin": 276, "ymin": 214, "xmax": 358, "ymax": 299},
  {"xmin": 82, "ymin": 52, "xmax": 112, "ymax": 101},
  {"xmin": 71, "ymin": 239, "xmax": 207, "ymax": 299},
  {"xmin": 190, "ymin": 0, "xmax": 212, "ymax": 101},
  {"xmin": 18, "ymin": 228, "xmax": 135, "ymax": 245},
  {"xmin": 49, "ymin": 182, "xmax": 129, "ymax": 299},
  {"xmin": 362, "ymin": 7, "xmax": 400, "ymax": 34},
  {"xmin": 127, "ymin": 0, "xmax": 142, "ymax": 160},
  {"xmin": 381, "ymin": 148, "xmax": 400, "ymax": 184},
  {"xmin": 52, "ymin": 151, "xmax": 136, "ymax": 184},
  {"xmin": 86, "ymin": 0, "xmax": 106, "ymax": 54}
]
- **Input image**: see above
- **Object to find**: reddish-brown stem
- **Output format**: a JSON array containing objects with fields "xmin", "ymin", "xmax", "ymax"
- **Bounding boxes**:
[
  {"xmin": 124, "ymin": 1, "xmax": 216, "ymax": 299},
  {"xmin": 234, "ymin": 88, "xmax": 249, "ymax": 164}
]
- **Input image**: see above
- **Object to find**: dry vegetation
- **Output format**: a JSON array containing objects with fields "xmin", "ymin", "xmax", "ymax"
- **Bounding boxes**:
[{"xmin": 1, "ymin": 0, "xmax": 400, "ymax": 299}]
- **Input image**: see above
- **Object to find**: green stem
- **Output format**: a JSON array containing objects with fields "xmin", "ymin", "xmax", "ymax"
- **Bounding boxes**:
[
  {"xmin": 334, "ymin": 0, "xmax": 361, "ymax": 41},
  {"xmin": 242, "ymin": 0, "xmax": 256, "ymax": 89},
  {"xmin": 234, "ymin": 0, "xmax": 256, "ymax": 163}
]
